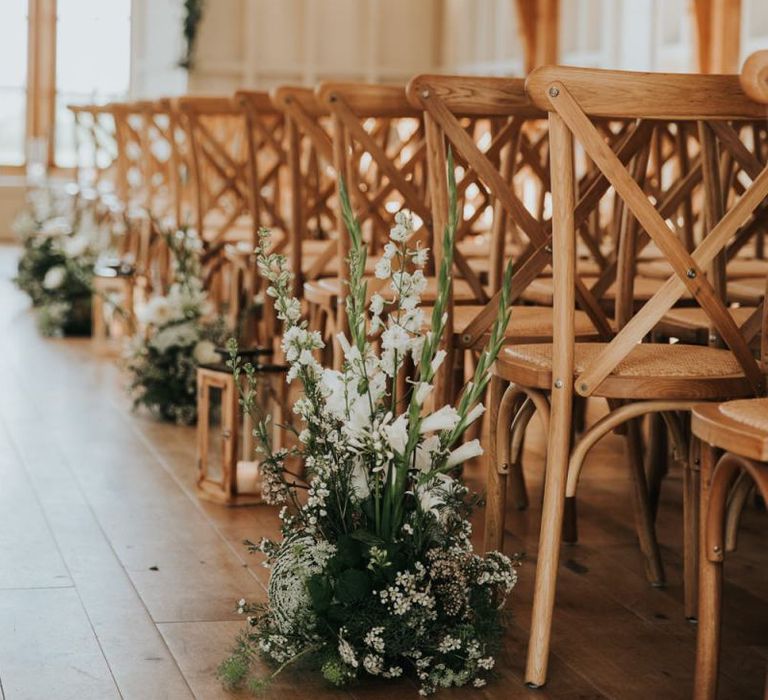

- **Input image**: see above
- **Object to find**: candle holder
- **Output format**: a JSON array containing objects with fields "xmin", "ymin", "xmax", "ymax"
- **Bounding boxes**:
[{"xmin": 196, "ymin": 348, "xmax": 288, "ymax": 506}]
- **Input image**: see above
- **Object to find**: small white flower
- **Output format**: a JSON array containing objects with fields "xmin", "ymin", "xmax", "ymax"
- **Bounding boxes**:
[
  {"xmin": 63, "ymin": 234, "xmax": 90, "ymax": 258},
  {"xmin": 43, "ymin": 265, "xmax": 66, "ymax": 290},
  {"xmin": 412, "ymin": 247, "xmax": 429, "ymax": 267},
  {"xmin": 140, "ymin": 296, "xmax": 174, "ymax": 326},
  {"xmin": 374, "ymin": 257, "xmax": 391, "ymax": 279},
  {"xmin": 369, "ymin": 293, "xmax": 385, "ymax": 316},
  {"xmin": 389, "ymin": 223, "xmax": 409, "ymax": 242},
  {"xmin": 192, "ymin": 340, "xmax": 219, "ymax": 365}
]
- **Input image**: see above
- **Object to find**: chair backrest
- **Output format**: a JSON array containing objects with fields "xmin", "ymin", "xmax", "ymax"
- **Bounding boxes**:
[
  {"xmin": 525, "ymin": 65, "xmax": 768, "ymax": 398},
  {"xmin": 70, "ymin": 104, "xmax": 120, "ymax": 197},
  {"xmin": 407, "ymin": 75, "xmax": 551, "ymax": 323},
  {"xmin": 234, "ymin": 90, "xmax": 289, "ymax": 238},
  {"xmin": 316, "ymin": 82, "xmax": 431, "ymax": 338},
  {"xmin": 176, "ymin": 96, "xmax": 253, "ymax": 249},
  {"xmin": 109, "ymin": 102, "xmax": 150, "ymax": 213},
  {"xmin": 133, "ymin": 100, "xmax": 184, "ymax": 227},
  {"xmin": 271, "ymin": 86, "xmax": 337, "ymax": 296}
]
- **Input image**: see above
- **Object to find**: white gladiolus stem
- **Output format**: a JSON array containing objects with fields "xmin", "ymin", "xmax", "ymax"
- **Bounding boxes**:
[
  {"xmin": 465, "ymin": 403, "xmax": 486, "ymax": 427},
  {"xmin": 445, "ymin": 439, "xmax": 484, "ymax": 469},
  {"xmin": 430, "ymin": 349, "xmax": 447, "ymax": 374},
  {"xmin": 336, "ymin": 332, "xmax": 352, "ymax": 356},
  {"xmin": 415, "ymin": 382, "xmax": 432, "ymax": 406},
  {"xmin": 420, "ymin": 405, "xmax": 460, "ymax": 433}
]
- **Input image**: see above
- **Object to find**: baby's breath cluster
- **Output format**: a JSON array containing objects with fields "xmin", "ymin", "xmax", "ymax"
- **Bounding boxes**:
[{"xmin": 219, "ymin": 161, "xmax": 518, "ymax": 695}]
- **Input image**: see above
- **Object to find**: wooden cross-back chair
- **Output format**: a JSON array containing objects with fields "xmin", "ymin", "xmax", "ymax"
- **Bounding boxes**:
[
  {"xmin": 176, "ymin": 96, "xmax": 255, "ymax": 314},
  {"xmin": 69, "ymin": 104, "xmax": 121, "ymax": 202},
  {"xmin": 407, "ymin": 74, "xmax": 624, "ymax": 405},
  {"xmin": 692, "ymin": 397, "xmax": 768, "ymax": 700},
  {"xmin": 493, "ymin": 65, "xmax": 768, "ymax": 689},
  {"xmin": 311, "ymin": 82, "xmax": 483, "ymax": 367},
  {"xmin": 271, "ymin": 86, "xmax": 339, "ymax": 298},
  {"xmin": 691, "ymin": 52, "xmax": 768, "ymax": 700},
  {"xmin": 176, "ymin": 96, "xmax": 254, "ymax": 246},
  {"xmin": 233, "ymin": 90, "xmax": 294, "ymax": 345}
]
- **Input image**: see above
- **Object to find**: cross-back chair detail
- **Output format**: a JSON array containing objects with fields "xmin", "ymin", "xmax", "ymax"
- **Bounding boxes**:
[
  {"xmin": 312, "ymin": 82, "xmax": 433, "ymax": 352},
  {"xmin": 271, "ymin": 86, "xmax": 338, "ymax": 297},
  {"xmin": 177, "ymin": 96, "xmax": 254, "ymax": 251},
  {"xmin": 235, "ymin": 90, "xmax": 289, "ymax": 238},
  {"xmin": 500, "ymin": 65, "xmax": 768, "ymax": 689}
]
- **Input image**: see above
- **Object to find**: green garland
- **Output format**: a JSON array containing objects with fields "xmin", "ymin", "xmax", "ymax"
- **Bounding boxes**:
[{"xmin": 179, "ymin": 0, "xmax": 205, "ymax": 70}]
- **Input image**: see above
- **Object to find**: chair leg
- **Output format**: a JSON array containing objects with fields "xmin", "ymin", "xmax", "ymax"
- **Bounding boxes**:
[
  {"xmin": 508, "ymin": 397, "xmax": 534, "ymax": 511},
  {"xmin": 683, "ymin": 454, "xmax": 700, "ymax": 620},
  {"xmin": 483, "ymin": 375, "xmax": 507, "ymax": 553},
  {"xmin": 525, "ymin": 390, "xmax": 570, "ymax": 688},
  {"xmin": 625, "ymin": 418, "xmax": 665, "ymax": 586},
  {"xmin": 694, "ymin": 442, "xmax": 723, "ymax": 700},
  {"xmin": 646, "ymin": 411, "xmax": 668, "ymax": 521}
]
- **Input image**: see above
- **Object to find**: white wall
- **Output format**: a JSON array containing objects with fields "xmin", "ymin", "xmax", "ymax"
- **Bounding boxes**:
[
  {"xmin": 130, "ymin": 0, "xmax": 188, "ymax": 97},
  {"xmin": 188, "ymin": 0, "xmax": 441, "ymax": 94}
]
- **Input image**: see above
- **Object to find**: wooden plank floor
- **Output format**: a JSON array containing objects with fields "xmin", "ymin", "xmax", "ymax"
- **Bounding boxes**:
[{"xmin": 0, "ymin": 244, "xmax": 765, "ymax": 699}]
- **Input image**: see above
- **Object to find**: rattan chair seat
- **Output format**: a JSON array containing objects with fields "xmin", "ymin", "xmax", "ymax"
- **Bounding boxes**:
[{"xmin": 494, "ymin": 342, "xmax": 753, "ymax": 399}]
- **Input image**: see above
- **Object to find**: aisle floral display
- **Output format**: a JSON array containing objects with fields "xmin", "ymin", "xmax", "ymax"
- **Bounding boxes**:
[
  {"xmin": 219, "ymin": 166, "xmax": 518, "ymax": 695},
  {"xmin": 125, "ymin": 227, "xmax": 223, "ymax": 424},
  {"xmin": 13, "ymin": 189, "xmax": 103, "ymax": 336}
]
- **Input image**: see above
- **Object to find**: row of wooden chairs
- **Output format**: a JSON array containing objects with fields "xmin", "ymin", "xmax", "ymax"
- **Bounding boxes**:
[{"xmin": 66, "ymin": 52, "xmax": 768, "ymax": 696}]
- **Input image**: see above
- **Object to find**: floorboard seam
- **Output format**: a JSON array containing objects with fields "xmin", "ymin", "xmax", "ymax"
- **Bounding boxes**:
[{"xmin": 0, "ymin": 355, "xmax": 195, "ymax": 699}]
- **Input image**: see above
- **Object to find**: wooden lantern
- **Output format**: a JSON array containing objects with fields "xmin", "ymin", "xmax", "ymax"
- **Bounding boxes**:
[
  {"xmin": 196, "ymin": 351, "xmax": 288, "ymax": 506},
  {"xmin": 91, "ymin": 262, "xmax": 135, "ymax": 351}
]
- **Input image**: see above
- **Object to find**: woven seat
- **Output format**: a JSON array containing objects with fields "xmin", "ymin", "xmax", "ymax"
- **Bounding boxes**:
[
  {"xmin": 692, "ymin": 398, "xmax": 768, "ymax": 462},
  {"xmin": 720, "ymin": 398, "xmax": 768, "ymax": 432},
  {"xmin": 727, "ymin": 277, "xmax": 766, "ymax": 305},
  {"xmin": 655, "ymin": 306, "xmax": 757, "ymax": 343},
  {"xmin": 494, "ymin": 342, "xmax": 753, "ymax": 399},
  {"xmin": 423, "ymin": 305, "xmax": 607, "ymax": 347},
  {"xmin": 638, "ymin": 258, "xmax": 768, "ymax": 280}
]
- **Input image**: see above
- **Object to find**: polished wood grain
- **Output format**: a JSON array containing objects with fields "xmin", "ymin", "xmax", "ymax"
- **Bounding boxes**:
[{"xmin": 0, "ymin": 245, "xmax": 764, "ymax": 698}]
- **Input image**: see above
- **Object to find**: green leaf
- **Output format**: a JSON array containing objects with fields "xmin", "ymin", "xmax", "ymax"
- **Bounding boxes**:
[
  {"xmin": 334, "ymin": 535, "xmax": 363, "ymax": 569},
  {"xmin": 349, "ymin": 529, "xmax": 384, "ymax": 547},
  {"xmin": 334, "ymin": 568, "xmax": 371, "ymax": 605},
  {"xmin": 307, "ymin": 573, "xmax": 332, "ymax": 612}
]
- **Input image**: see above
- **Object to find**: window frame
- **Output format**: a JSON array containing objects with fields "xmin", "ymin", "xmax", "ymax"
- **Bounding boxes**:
[{"xmin": 2, "ymin": 0, "xmax": 130, "ymax": 174}]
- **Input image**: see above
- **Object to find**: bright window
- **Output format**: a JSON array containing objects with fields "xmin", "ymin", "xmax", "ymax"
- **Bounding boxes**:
[
  {"xmin": 55, "ymin": 0, "xmax": 131, "ymax": 167},
  {"xmin": 0, "ymin": 2, "xmax": 29, "ymax": 166}
]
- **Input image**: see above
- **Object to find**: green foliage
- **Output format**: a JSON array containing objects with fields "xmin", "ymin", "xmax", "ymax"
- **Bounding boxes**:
[
  {"xmin": 179, "ymin": 0, "xmax": 205, "ymax": 69},
  {"xmin": 13, "ymin": 193, "xmax": 98, "ymax": 337}
]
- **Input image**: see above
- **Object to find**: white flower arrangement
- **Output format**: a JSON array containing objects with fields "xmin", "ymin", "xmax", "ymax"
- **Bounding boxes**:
[
  {"xmin": 125, "ymin": 227, "xmax": 224, "ymax": 424},
  {"xmin": 13, "ymin": 188, "xmax": 105, "ymax": 336},
  {"xmin": 219, "ymin": 159, "xmax": 520, "ymax": 695}
]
